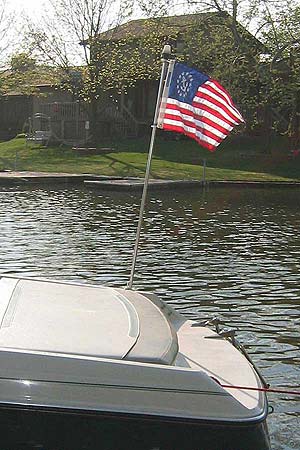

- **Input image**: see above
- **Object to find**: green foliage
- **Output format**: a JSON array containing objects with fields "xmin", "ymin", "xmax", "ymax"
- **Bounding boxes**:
[
  {"xmin": 0, "ymin": 52, "xmax": 61, "ymax": 96},
  {"xmin": 10, "ymin": 53, "xmax": 36, "ymax": 72},
  {"xmin": 172, "ymin": 14, "xmax": 261, "ymax": 107},
  {"xmin": 25, "ymin": 2, "xmax": 267, "ymax": 140},
  {"xmin": 258, "ymin": 3, "xmax": 300, "ymax": 137},
  {"xmin": 17, "ymin": 0, "xmax": 300, "ymax": 144}
]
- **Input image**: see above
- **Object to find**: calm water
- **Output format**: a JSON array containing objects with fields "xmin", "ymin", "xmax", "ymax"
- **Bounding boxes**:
[{"xmin": 0, "ymin": 184, "xmax": 299, "ymax": 449}]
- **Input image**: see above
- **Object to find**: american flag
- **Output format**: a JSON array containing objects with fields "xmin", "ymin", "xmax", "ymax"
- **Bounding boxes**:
[{"xmin": 158, "ymin": 62, "xmax": 244, "ymax": 151}]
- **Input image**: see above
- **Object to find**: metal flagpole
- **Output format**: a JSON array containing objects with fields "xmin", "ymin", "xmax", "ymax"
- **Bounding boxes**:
[{"xmin": 127, "ymin": 45, "xmax": 173, "ymax": 290}]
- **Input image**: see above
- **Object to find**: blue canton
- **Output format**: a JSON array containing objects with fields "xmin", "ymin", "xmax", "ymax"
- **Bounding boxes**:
[
  {"xmin": 169, "ymin": 62, "xmax": 209, "ymax": 105},
  {"xmin": 168, "ymin": 62, "xmax": 209, "ymax": 105}
]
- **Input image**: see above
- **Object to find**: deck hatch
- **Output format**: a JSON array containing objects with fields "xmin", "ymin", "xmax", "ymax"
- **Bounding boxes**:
[{"xmin": 0, "ymin": 279, "xmax": 139, "ymax": 359}]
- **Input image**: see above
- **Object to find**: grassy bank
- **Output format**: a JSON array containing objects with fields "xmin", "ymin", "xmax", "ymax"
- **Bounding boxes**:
[{"xmin": 0, "ymin": 134, "xmax": 299, "ymax": 182}]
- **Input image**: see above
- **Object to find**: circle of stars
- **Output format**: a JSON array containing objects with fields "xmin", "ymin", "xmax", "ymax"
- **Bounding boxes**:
[{"xmin": 176, "ymin": 72, "xmax": 193, "ymax": 98}]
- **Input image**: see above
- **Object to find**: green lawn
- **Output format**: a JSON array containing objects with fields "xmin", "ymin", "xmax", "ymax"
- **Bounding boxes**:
[{"xmin": 0, "ymin": 134, "xmax": 299, "ymax": 182}]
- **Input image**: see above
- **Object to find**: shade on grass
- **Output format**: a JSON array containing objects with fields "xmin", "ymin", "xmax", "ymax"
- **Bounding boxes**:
[{"xmin": 0, "ymin": 136, "xmax": 299, "ymax": 182}]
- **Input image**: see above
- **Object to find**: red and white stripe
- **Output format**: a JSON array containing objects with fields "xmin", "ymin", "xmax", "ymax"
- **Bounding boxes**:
[{"xmin": 161, "ymin": 79, "xmax": 244, "ymax": 151}]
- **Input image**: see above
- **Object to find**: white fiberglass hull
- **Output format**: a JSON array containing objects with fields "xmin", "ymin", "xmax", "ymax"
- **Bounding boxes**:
[{"xmin": 0, "ymin": 276, "xmax": 270, "ymax": 449}]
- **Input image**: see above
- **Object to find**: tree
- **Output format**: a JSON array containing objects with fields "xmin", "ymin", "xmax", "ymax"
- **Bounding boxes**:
[
  {"xmin": 259, "ymin": 2, "xmax": 300, "ymax": 147},
  {"xmin": 0, "ymin": 52, "xmax": 61, "ymax": 97},
  {"xmin": 10, "ymin": 52, "xmax": 37, "ymax": 73},
  {"xmin": 26, "ymin": 0, "xmax": 300, "ymax": 146},
  {"xmin": 0, "ymin": 0, "xmax": 24, "ymax": 69},
  {"xmin": 27, "ymin": 0, "xmax": 137, "ymax": 144},
  {"xmin": 0, "ymin": 0, "xmax": 12, "ymax": 63},
  {"xmin": 132, "ymin": 0, "xmax": 266, "ymax": 131},
  {"xmin": 0, "ymin": 1, "xmax": 29, "ymax": 97},
  {"xmin": 159, "ymin": 0, "xmax": 300, "ymax": 142}
]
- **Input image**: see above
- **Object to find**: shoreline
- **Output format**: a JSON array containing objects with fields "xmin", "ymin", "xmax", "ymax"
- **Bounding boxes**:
[{"xmin": 1, "ymin": 171, "xmax": 300, "ymax": 189}]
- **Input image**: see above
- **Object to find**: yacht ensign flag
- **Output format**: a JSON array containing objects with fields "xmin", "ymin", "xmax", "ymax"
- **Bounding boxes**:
[{"xmin": 158, "ymin": 62, "xmax": 244, "ymax": 151}]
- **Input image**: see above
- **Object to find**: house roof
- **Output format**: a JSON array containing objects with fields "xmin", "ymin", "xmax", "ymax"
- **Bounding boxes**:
[
  {"xmin": 97, "ymin": 12, "xmax": 263, "ymax": 49},
  {"xmin": 0, "ymin": 66, "xmax": 77, "ymax": 96},
  {"xmin": 97, "ymin": 13, "xmax": 222, "ymax": 41}
]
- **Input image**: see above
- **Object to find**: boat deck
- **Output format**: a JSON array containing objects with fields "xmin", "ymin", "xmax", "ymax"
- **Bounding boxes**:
[{"xmin": 0, "ymin": 275, "xmax": 267, "ymax": 424}]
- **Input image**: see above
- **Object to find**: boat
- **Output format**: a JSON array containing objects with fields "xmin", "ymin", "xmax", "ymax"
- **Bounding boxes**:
[
  {"xmin": 0, "ymin": 275, "xmax": 270, "ymax": 449},
  {"xmin": 0, "ymin": 45, "xmax": 270, "ymax": 449}
]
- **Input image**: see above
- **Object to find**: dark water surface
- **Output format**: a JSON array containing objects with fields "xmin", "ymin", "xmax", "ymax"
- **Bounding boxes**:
[{"xmin": 0, "ymin": 185, "xmax": 299, "ymax": 449}]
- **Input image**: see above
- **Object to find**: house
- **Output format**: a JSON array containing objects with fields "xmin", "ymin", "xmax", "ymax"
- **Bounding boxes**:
[
  {"xmin": 0, "ymin": 66, "xmax": 86, "ymax": 143},
  {"xmin": 92, "ymin": 12, "xmax": 265, "ymax": 138},
  {"xmin": 0, "ymin": 84, "xmax": 76, "ymax": 141},
  {"xmin": 0, "ymin": 13, "xmax": 264, "ymax": 142}
]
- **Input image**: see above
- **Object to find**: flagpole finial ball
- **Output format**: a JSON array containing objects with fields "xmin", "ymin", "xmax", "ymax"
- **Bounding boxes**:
[{"xmin": 161, "ymin": 45, "xmax": 172, "ymax": 59}]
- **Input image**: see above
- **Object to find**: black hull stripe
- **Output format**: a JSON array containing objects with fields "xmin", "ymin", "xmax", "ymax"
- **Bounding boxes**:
[{"xmin": 0, "ymin": 402, "xmax": 268, "ymax": 427}]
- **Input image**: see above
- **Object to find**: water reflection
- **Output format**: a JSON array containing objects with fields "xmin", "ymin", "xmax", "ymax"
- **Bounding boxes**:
[{"xmin": 0, "ymin": 185, "xmax": 299, "ymax": 449}]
